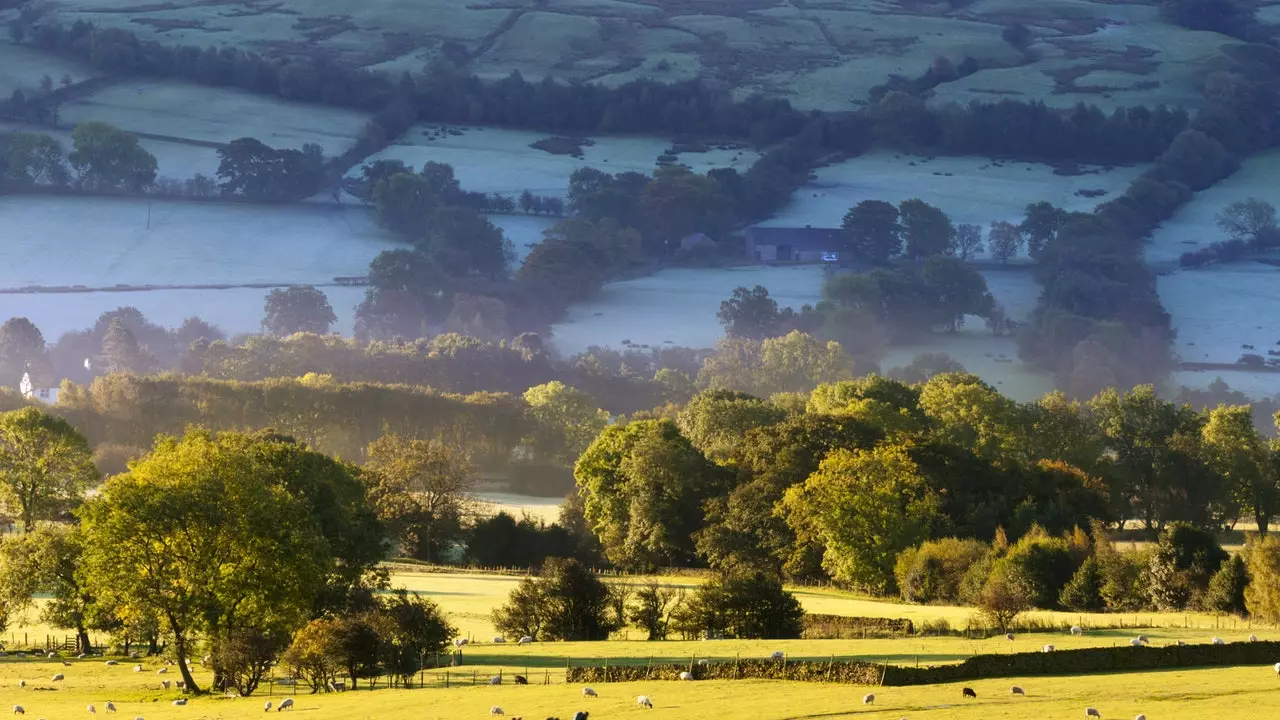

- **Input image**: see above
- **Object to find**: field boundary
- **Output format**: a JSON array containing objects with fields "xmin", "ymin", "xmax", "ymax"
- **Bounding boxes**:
[{"xmin": 566, "ymin": 640, "xmax": 1280, "ymax": 687}]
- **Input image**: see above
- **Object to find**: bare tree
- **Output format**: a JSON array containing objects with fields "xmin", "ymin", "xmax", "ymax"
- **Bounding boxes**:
[{"xmin": 1216, "ymin": 198, "xmax": 1278, "ymax": 248}]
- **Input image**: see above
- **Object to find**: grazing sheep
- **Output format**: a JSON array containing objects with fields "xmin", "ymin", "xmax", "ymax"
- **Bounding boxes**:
[
  {"xmin": 489, "ymin": 707, "xmax": 504, "ymax": 716},
  {"xmin": 17, "ymin": 681, "xmax": 24, "ymax": 688},
  {"xmin": 105, "ymin": 661, "xmax": 118, "ymax": 667},
  {"xmin": 264, "ymin": 702, "xmax": 272, "ymax": 712},
  {"xmin": 1005, "ymin": 633, "xmax": 1015, "ymax": 641},
  {"xmin": 47, "ymin": 653, "xmax": 57, "ymax": 659},
  {"xmin": 12, "ymin": 706, "xmax": 23, "ymax": 715},
  {"xmin": 276, "ymin": 698, "xmax": 293, "ymax": 711},
  {"xmin": 87, "ymin": 705, "xmax": 95, "ymax": 714},
  {"xmin": 175, "ymin": 682, "xmax": 186, "ymax": 690},
  {"xmin": 1136, "ymin": 635, "xmax": 1148, "ymax": 644},
  {"xmin": 1176, "ymin": 640, "xmax": 1187, "ymax": 646},
  {"xmin": 1250, "ymin": 634, "xmax": 1259, "ymax": 642},
  {"xmin": 1042, "ymin": 645, "xmax": 1055, "ymax": 653},
  {"xmin": 1135, "ymin": 715, "xmax": 1147, "ymax": 720},
  {"xmin": 962, "ymin": 687, "xmax": 977, "ymax": 699},
  {"xmin": 1129, "ymin": 638, "xmax": 1143, "ymax": 647},
  {"xmin": 1212, "ymin": 637, "xmax": 1225, "ymax": 645},
  {"xmin": 770, "ymin": 651, "xmax": 785, "ymax": 661},
  {"xmin": 1085, "ymin": 708, "xmax": 1101, "ymax": 718},
  {"xmin": 862, "ymin": 693, "xmax": 875, "ymax": 705},
  {"xmin": 1070, "ymin": 626, "xmax": 1083, "ymax": 636},
  {"xmin": 637, "ymin": 696, "xmax": 653, "ymax": 709},
  {"xmin": 514, "ymin": 675, "xmax": 528, "ymax": 685},
  {"xmin": 678, "ymin": 671, "xmax": 693, "ymax": 681},
  {"xmin": 492, "ymin": 636, "xmax": 506, "ymax": 644},
  {"xmin": 105, "ymin": 703, "xmax": 116, "ymax": 713},
  {"xmin": 696, "ymin": 659, "xmax": 708, "ymax": 666},
  {"xmin": 1011, "ymin": 686, "xmax": 1025, "ymax": 696},
  {"xmin": 573, "ymin": 712, "xmax": 589, "ymax": 720},
  {"xmin": 78, "ymin": 653, "xmax": 87, "ymax": 659},
  {"xmin": 489, "ymin": 675, "xmax": 502, "ymax": 685},
  {"xmin": 171, "ymin": 700, "xmax": 187, "ymax": 707},
  {"xmin": 133, "ymin": 665, "xmax": 142, "ymax": 673},
  {"xmin": 1273, "ymin": 662, "xmax": 1280, "ymax": 674},
  {"xmin": 582, "ymin": 688, "xmax": 598, "ymax": 698},
  {"xmin": 517, "ymin": 636, "xmax": 534, "ymax": 646},
  {"xmin": 161, "ymin": 681, "xmax": 170, "ymax": 690},
  {"xmin": 62, "ymin": 661, "xmax": 72, "ymax": 667},
  {"xmin": 156, "ymin": 668, "xmax": 168, "ymax": 675},
  {"xmin": 52, "ymin": 674, "xmax": 65, "ymax": 682}
]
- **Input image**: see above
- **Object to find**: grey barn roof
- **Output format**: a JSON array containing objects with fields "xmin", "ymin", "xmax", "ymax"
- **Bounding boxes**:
[{"xmin": 746, "ymin": 226, "xmax": 849, "ymax": 250}]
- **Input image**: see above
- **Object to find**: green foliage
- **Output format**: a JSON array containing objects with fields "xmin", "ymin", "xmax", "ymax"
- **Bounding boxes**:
[
  {"xmin": 100, "ymin": 318, "xmax": 153, "ymax": 374},
  {"xmin": 640, "ymin": 165, "xmax": 733, "ymax": 249},
  {"xmin": 1146, "ymin": 522, "xmax": 1228, "ymax": 611},
  {"xmin": 842, "ymin": 200, "xmax": 902, "ymax": 263},
  {"xmin": 991, "ymin": 529, "xmax": 1077, "ymax": 609},
  {"xmin": 216, "ymin": 138, "xmax": 326, "ymax": 202},
  {"xmin": 262, "ymin": 286, "xmax": 337, "ymax": 336},
  {"xmin": 465, "ymin": 511, "xmax": 581, "ymax": 568},
  {"xmin": 364, "ymin": 433, "xmax": 473, "ymax": 562},
  {"xmin": 1059, "ymin": 556, "xmax": 1104, "ymax": 611},
  {"xmin": 1245, "ymin": 534, "xmax": 1280, "ymax": 623},
  {"xmin": 0, "ymin": 317, "xmax": 50, "ymax": 389},
  {"xmin": 628, "ymin": 580, "xmax": 682, "ymax": 640},
  {"xmin": 374, "ymin": 589, "xmax": 456, "ymax": 685},
  {"xmin": 676, "ymin": 389, "xmax": 786, "ymax": 462},
  {"xmin": 894, "ymin": 537, "xmax": 988, "ymax": 604},
  {"xmin": 522, "ymin": 381, "xmax": 609, "ymax": 467},
  {"xmin": 717, "ymin": 285, "xmax": 780, "ymax": 340},
  {"xmin": 1203, "ymin": 553, "xmax": 1249, "ymax": 616},
  {"xmin": 698, "ymin": 332, "xmax": 857, "ymax": 398},
  {"xmin": 1202, "ymin": 404, "xmax": 1277, "ymax": 534},
  {"xmin": 423, "ymin": 206, "xmax": 511, "ymax": 280},
  {"xmin": 491, "ymin": 558, "xmax": 618, "ymax": 641},
  {"xmin": 987, "ymin": 220, "xmax": 1023, "ymax": 264},
  {"xmin": 976, "ymin": 570, "xmax": 1031, "ymax": 633},
  {"xmin": 0, "ymin": 406, "xmax": 97, "ymax": 531},
  {"xmin": 281, "ymin": 617, "xmax": 344, "ymax": 692},
  {"xmin": 899, "ymin": 198, "xmax": 955, "ymax": 259},
  {"xmin": 68, "ymin": 121, "xmax": 157, "ymax": 191},
  {"xmin": 784, "ymin": 444, "xmax": 939, "ymax": 593},
  {"xmin": 1, "ymin": 132, "xmax": 67, "ymax": 188},
  {"xmin": 210, "ymin": 628, "xmax": 285, "ymax": 696},
  {"xmin": 374, "ymin": 172, "xmax": 442, "ymax": 236},
  {"xmin": 670, "ymin": 570, "xmax": 804, "ymax": 640}
]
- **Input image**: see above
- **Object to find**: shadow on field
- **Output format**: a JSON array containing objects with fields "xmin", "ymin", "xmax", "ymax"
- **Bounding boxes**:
[{"xmin": 453, "ymin": 652, "xmax": 970, "ymax": 669}]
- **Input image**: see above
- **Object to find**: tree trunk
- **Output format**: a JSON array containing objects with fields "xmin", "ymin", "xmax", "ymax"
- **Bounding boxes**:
[
  {"xmin": 76, "ymin": 627, "xmax": 91, "ymax": 655},
  {"xmin": 168, "ymin": 616, "xmax": 200, "ymax": 694},
  {"xmin": 1256, "ymin": 507, "xmax": 1269, "ymax": 536}
]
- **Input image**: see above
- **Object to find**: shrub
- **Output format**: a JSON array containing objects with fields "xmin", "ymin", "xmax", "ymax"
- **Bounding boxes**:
[
  {"xmin": 895, "ymin": 537, "xmax": 988, "ymax": 604},
  {"xmin": 670, "ymin": 570, "xmax": 804, "ymax": 640},
  {"xmin": 281, "ymin": 618, "xmax": 343, "ymax": 693},
  {"xmin": 977, "ymin": 572, "xmax": 1031, "ymax": 633},
  {"xmin": 1203, "ymin": 554, "xmax": 1249, "ymax": 616},
  {"xmin": 374, "ymin": 589, "xmax": 456, "ymax": 686},
  {"xmin": 628, "ymin": 580, "xmax": 682, "ymax": 641},
  {"xmin": 209, "ymin": 628, "xmax": 284, "ymax": 697},
  {"xmin": 491, "ymin": 557, "xmax": 618, "ymax": 641},
  {"xmin": 1146, "ymin": 522, "xmax": 1228, "ymax": 611},
  {"xmin": 1059, "ymin": 556, "xmax": 1104, "ymax": 612},
  {"xmin": 993, "ymin": 530, "xmax": 1076, "ymax": 609},
  {"xmin": 1245, "ymin": 535, "xmax": 1280, "ymax": 623}
]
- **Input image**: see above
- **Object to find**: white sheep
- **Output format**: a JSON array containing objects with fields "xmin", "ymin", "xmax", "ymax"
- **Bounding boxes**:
[
  {"xmin": 491, "ymin": 636, "xmax": 506, "ymax": 644},
  {"xmin": 276, "ymin": 698, "xmax": 293, "ymax": 711},
  {"xmin": 171, "ymin": 700, "xmax": 186, "ymax": 707},
  {"xmin": 105, "ymin": 703, "xmax": 116, "ymax": 713},
  {"xmin": 489, "ymin": 675, "xmax": 502, "ymax": 685},
  {"xmin": 517, "ymin": 636, "xmax": 534, "ymax": 646},
  {"xmin": 133, "ymin": 665, "xmax": 142, "ymax": 673},
  {"xmin": 1042, "ymin": 644, "xmax": 1054, "ymax": 653},
  {"xmin": 78, "ymin": 653, "xmax": 87, "ymax": 659},
  {"xmin": 1011, "ymin": 685, "xmax": 1025, "ymax": 696},
  {"xmin": 12, "ymin": 706, "xmax": 23, "ymax": 716},
  {"xmin": 87, "ymin": 705, "xmax": 95, "ymax": 714},
  {"xmin": 1250, "ymin": 634, "xmax": 1259, "ymax": 642},
  {"xmin": 1212, "ymin": 637, "xmax": 1225, "ymax": 645},
  {"xmin": 489, "ymin": 707, "xmax": 504, "ymax": 716},
  {"xmin": 453, "ymin": 638, "xmax": 469, "ymax": 648},
  {"xmin": 156, "ymin": 668, "xmax": 168, "ymax": 675},
  {"xmin": 862, "ymin": 693, "xmax": 875, "ymax": 705},
  {"xmin": 582, "ymin": 687, "xmax": 598, "ymax": 698},
  {"xmin": 1005, "ymin": 632, "xmax": 1015, "ymax": 641},
  {"xmin": 1129, "ymin": 638, "xmax": 1143, "ymax": 647},
  {"xmin": 105, "ymin": 660, "xmax": 118, "ymax": 666},
  {"xmin": 676, "ymin": 671, "xmax": 691, "ymax": 681},
  {"xmin": 1135, "ymin": 715, "xmax": 1147, "ymax": 720},
  {"xmin": 637, "ymin": 695, "xmax": 653, "ymax": 709},
  {"xmin": 1070, "ymin": 626, "xmax": 1083, "ymax": 636},
  {"xmin": 1273, "ymin": 662, "xmax": 1280, "ymax": 674},
  {"xmin": 52, "ymin": 674, "xmax": 65, "ymax": 682},
  {"xmin": 161, "ymin": 681, "xmax": 170, "ymax": 690},
  {"xmin": 1136, "ymin": 635, "xmax": 1148, "ymax": 643},
  {"xmin": 696, "ymin": 659, "xmax": 708, "ymax": 665},
  {"xmin": 17, "ymin": 681, "xmax": 23, "ymax": 688},
  {"xmin": 135, "ymin": 717, "xmax": 144, "ymax": 720},
  {"xmin": 1176, "ymin": 640, "xmax": 1187, "ymax": 646},
  {"xmin": 263, "ymin": 702, "xmax": 272, "ymax": 712},
  {"xmin": 770, "ymin": 651, "xmax": 784, "ymax": 661},
  {"xmin": 1085, "ymin": 708, "xmax": 1101, "ymax": 718}
]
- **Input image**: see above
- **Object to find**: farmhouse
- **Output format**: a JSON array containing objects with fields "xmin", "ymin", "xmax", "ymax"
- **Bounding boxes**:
[
  {"xmin": 19, "ymin": 371, "xmax": 58, "ymax": 404},
  {"xmin": 746, "ymin": 226, "xmax": 849, "ymax": 263}
]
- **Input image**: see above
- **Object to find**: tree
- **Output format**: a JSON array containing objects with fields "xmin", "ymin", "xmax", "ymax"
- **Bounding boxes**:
[
  {"xmin": 210, "ymin": 628, "xmax": 285, "ymax": 696},
  {"xmin": 1146, "ymin": 522, "xmax": 1227, "ymax": 611},
  {"xmin": 717, "ymin": 285, "xmax": 780, "ymax": 340},
  {"xmin": 1202, "ymin": 404, "xmax": 1276, "ymax": 534},
  {"xmin": 1203, "ymin": 553, "xmax": 1249, "ymax": 616},
  {"xmin": 954, "ymin": 223, "xmax": 984, "ymax": 260},
  {"xmin": 1059, "ymin": 556, "xmax": 1104, "ymax": 611},
  {"xmin": 68, "ymin": 122, "xmax": 157, "ymax": 191},
  {"xmin": 899, "ymin": 198, "xmax": 955, "ymax": 259},
  {"xmin": 0, "ymin": 407, "xmax": 97, "ymax": 531},
  {"xmin": 842, "ymin": 200, "xmax": 902, "ymax": 263},
  {"xmin": 676, "ymin": 389, "xmax": 786, "ymax": 461},
  {"xmin": 2, "ymin": 132, "xmax": 68, "ymax": 188},
  {"xmin": 216, "ymin": 138, "xmax": 326, "ymax": 201},
  {"xmin": 1245, "ymin": 534, "xmax": 1280, "ymax": 623},
  {"xmin": 629, "ymin": 580, "xmax": 681, "ymax": 640},
  {"xmin": 783, "ymin": 444, "xmax": 940, "ymax": 593},
  {"xmin": 374, "ymin": 589, "xmax": 455, "ymax": 686},
  {"xmin": 100, "ymin": 318, "xmax": 152, "ymax": 374},
  {"xmin": 281, "ymin": 618, "xmax": 343, "ymax": 693},
  {"xmin": 424, "ymin": 207, "xmax": 511, "ymax": 279},
  {"xmin": 522, "ymin": 382, "xmax": 609, "ymax": 467},
  {"xmin": 262, "ymin": 286, "xmax": 338, "ymax": 336},
  {"xmin": 0, "ymin": 526, "xmax": 101, "ymax": 652},
  {"xmin": 1021, "ymin": 202, "xmax": 1066, "ymax": 257},
  {"xmin": 669, "ymin": 570, "xmax": 803, "ymax": 639},
  {"xmin": 991, "ymin": 530, "xmax": 1076, "ymax": 609},
  {"xmin": 574, "ymin": 420, "xmax": 729, "ymax": 569},
  {"xmin": 0, "ymin": 317, "xmax": 50, "ymax": 389},
  {"xmin": 987, "ymin": 220, "xmax": 1022, "ymax": 264},
  {"xmin": 921, "ymin": 256, "xmax": 995, "ymax": 331},
  {"xmin": 373, "ymin": 172, "xmax": 441, "ymax": 237},
  {"xmin": 364, "ymin": 434, "xmax": 473, "ymax": 562},
  {"xmin": 491, "ymin": 558, "xmax": 618, "ymax": 641},
  {"xmin": 1154, "ymin": 129, "xmax": 1233, "ymax": 192},
  {"xmin": 977, "ymin": 571, "xmax": 1031, "ymax": 632},
  {"xmin": 79, "ymin": 430, "xmax": 378, "ymax": 693},
  {"xmin": 1217, "ymin": 198, "xmax": 1278, "ymax": 249},
  {"xmin": 639, "ymin": 165, "xmax": 732, "ymax": 253}
]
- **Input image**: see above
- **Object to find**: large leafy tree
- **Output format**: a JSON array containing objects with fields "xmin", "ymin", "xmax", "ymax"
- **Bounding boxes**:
[
  {"xmin": 1202, "ymin": 404, "xmax": 1277, "ymax": 534},
  {"xmin": 373, "ymin": 173, "xmax": 442, "ymax": 237},
  {"xmin": 522, "ymin": 382, "xmax": 609, "ymax": 467},
  {"xmin": 783, "ymin": 444, "xmax": 939, "ymax": 593},
  {"xmin": 920, "ymin": 256, "xmax": 994, "ymax": 331},
  {"xmin": 899, "ymin": 198, "xmax": 955, "ymax": 259},
  {"xmin": 2, "ymin": 132, "xmax": 67, "ymax": 188},
  {"xmin": 80, "ymin": 430, "xmax": 381, "ymax": 693},
  {"xmin": 216, "ymin": 138, "xmax": 326, "ymax": 201},
  {"xmin": 0, "ymin": 317, "xmax": 51, "ymax": 389},
  {"xmin": 675, "ymin": 389, "xmax": 786, "ymax": 462},
  {"xmin": 262, "ymin": 285, "xmax": 338, "ymax": 336},
  {"xmin": 639, "ymin": 165, "xmax": 732, "ymax": 253},
  {"xmin": 68, "ymin": 121, "xmax": 157, "ymax": 191},
  {"xmin": 717, "ymin": 285, "xmax": 780, "ymax": 340},
  {"xmin": 424, "ymin": 207, "xmax": 511, "ymax": 279},
  {"xmin": 842, "ymin": 200, "xmax": 902, "ymax": 263},
  {"xmin": 492, "ymin": 557, "xmax": 617, "ymax": 641},
  {"xmin": 670, "ymin": 570, "xmax": 804, "ymax": 639},
  {"xmin": 363, "ymin": 434, "xmax": 473, "ymax": 562},
  {"xmin": 0, "ymin": 526, "xmax": 99, "ymax": 652},
  {"xmin": 574, "ymin": 420, "xmax": 729, "ymax": 569},
  {"xmin": 0, "ymin": 407, "xmax": 97, "ymax": 531}
]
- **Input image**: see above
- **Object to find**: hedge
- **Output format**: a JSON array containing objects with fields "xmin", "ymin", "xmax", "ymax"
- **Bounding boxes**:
[
  {"xmin": 565, "ymin": 641, "xmax": 1280, "ymax": 687},
  {"xmin": 803, "ymin": 614, "xmax": 913, "ymax": 639}
]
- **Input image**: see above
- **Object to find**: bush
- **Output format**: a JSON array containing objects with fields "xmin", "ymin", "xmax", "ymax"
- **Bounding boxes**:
[
  {"xmin": 1203, "ymin": 554, "xmax": 1249, "ymax": 616},
  {"xmin": 281, "ymin": 618, "xmax": 343, "ymax": 693},
  {"xmin": 993, "ymin": 530, "xmax": 1076, "ymax": 609},
  {"xmin": 803, "ymin": 614, "xmax": 913, "ymax": 639},
  {"xmin": 1059, "ymin": 556, "xmax": 1104, "ymax": 611},
  {"xmin": 1245, "ymin": 535, "xmax": 1280, "ymax": 623},
  {"xmin": 491, "ymin": 557, "xmax": 617, "ymax": 641},
  {"xmin": 1098, "ymin": 547, "xmax": 1151, "ymax": 611},
  {"xmin": 374, "ymin": 589, "xmax": 456, "ymax": 686},
  {"xmin": 895, "ymin": 537, "xmax": 988, "ymax": 604},
  {"xmin": 628, "ymin": 580, "xmax": 682, "ymax": 641},
  {"xmin": 670, "ymin": 571, "xmax": 804, "ymax": 640},
  {"xmin": 977, "ymin": 572, "xmax": 1031, "ymax": 633},
  {"xmin": 209, "ymin": 628, "xmax": 284, "ymax": 696},
  {"xmin": 1146, "ymin": 522, "xmax": 1228, "ymax": 611}
]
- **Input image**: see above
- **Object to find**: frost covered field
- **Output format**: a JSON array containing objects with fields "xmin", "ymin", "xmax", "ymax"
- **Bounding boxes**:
[
  {"xmin": 758, "ymin": 151, "xmax": 1146, "ymax": 257},
  {"xmin": 0, "ymin": 41, "xmax": 99, "ymax": 97},
  {"xmin": 1160, "ymin": 263, "xmax": 1280, "ymax": 364},
  {"xmin": 355, "ymin": 124, "xmax": 759, "ymax": 198},
  {"xmin": 61, "ymin": 80, "xmax": 371, "ymax": 155},
  {"xmin": 0, "ymin": 122, "xmax": 222, "ymax": 180}
]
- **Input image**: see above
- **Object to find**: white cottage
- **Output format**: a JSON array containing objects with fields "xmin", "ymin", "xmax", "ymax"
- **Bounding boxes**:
[{"xmin": 19, "ymin": 372, "xmax": 59, "ymax": 405}]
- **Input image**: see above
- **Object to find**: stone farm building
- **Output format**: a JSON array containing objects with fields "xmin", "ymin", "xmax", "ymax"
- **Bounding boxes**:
[{"xmin": 746, "ymin": 226, "xmax": 850, "ymax": 262}]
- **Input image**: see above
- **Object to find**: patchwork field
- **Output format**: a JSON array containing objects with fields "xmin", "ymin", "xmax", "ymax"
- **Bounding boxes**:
[
  {"xmin": 1159, "ymin": 263, "xmax": 1280, "ymax": 367},
  {"xmin": 354, "ymin": 123, "xmax": 759, "ymax": 199},
  {"xmin": 25, "ymin": 0, "xmax": 1237, "ymax": 112},
  {"xmin": 60, "ymin": 80, "xmax": 372, "ymax": 156}
]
